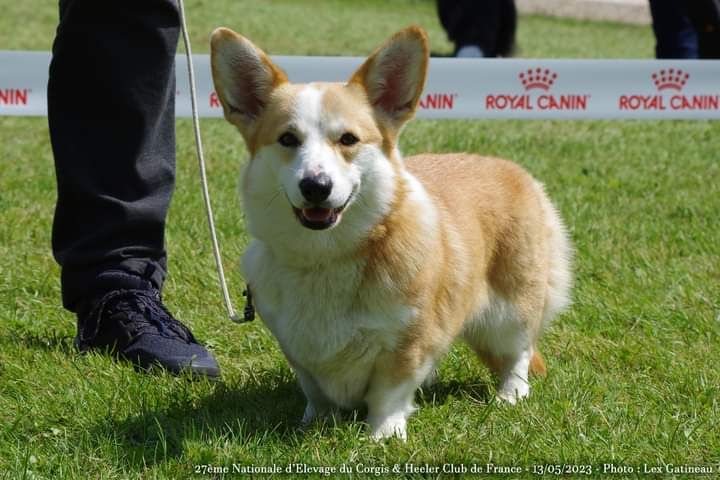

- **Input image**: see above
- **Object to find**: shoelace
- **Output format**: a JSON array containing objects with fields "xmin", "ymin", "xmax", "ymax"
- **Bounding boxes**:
[{"xmin": 82, "ymin": 289, "xmax": 195, "ymax": 344}]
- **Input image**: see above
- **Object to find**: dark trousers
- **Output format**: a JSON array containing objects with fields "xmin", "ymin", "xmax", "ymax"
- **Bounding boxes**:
[
  {"xmin": 686, "ymin": 0, "xmax": 720, "ymax": 58},
  {"xmin": 48, "ymin": 0, "xmax": 180, "ymax": 311},
  {"xmin": 649, "ymin": 0, "xmax": 700, "ymax": 58},
  {"xmin": 436, "ymin": 0, "xmax": 517, "ymax": 57},
  {"xmin": 650, "ymin": 0, "xmax": 720, "ymax": 58}
]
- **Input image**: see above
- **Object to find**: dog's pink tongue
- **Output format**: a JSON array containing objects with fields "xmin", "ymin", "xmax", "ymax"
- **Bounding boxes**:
[{"xmin": 303, "ymin": 207, "xmax": 333, "ymax": 222}]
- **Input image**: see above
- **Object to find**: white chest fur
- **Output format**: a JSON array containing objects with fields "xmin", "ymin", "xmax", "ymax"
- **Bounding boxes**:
[{"xmin": 242, "ymin": 241, "xmax": 414, "ymax": 408}]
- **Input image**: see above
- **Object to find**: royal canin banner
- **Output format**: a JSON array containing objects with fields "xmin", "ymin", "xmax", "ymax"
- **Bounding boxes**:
[{"xmin": 1, "ymin": 51, "xmax": 719, "ymax": 119}]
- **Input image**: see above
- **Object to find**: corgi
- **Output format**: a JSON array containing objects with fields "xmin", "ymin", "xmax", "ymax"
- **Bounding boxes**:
[{"xmin": 210, "ymin": 26, "xmax": 572, "ymax": 440}]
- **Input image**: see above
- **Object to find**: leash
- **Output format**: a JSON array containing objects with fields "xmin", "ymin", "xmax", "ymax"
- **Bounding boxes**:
[{"xmin": 177, "ymin": 0, "xmax": 254, "ymax": 323}]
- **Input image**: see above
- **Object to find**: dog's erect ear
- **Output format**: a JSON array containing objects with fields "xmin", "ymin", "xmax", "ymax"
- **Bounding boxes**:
[
  {"xmin": 348, "ymin": 26, "xmax": 429, "ymax": 131},
  {"xmin": 210, "ymin": 27, "xmax": 288, "ymax": 138}
]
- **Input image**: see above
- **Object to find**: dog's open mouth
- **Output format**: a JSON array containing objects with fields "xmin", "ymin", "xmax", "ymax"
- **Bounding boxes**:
[
  {"xmin": 292, "ymin": 188, "xmax": 356, "ymax": 231},
  {"xmin": 293, "ymin": 206, "xmax": 344, "ymax": 230}
]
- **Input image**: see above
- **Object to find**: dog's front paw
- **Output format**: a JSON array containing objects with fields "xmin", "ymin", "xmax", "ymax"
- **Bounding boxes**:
[
  {"xmin": 496, "ymin": 379, "xmax": 530, "ymax": 405},
  {"xmin": 369, "ymin": 415, "xmax": 408, "ymax": 441}
]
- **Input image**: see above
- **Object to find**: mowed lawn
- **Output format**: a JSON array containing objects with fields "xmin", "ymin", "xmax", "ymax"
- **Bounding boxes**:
[{"xmin": 1, "ymin": 0, "xmax": 719, "ymax": 478}]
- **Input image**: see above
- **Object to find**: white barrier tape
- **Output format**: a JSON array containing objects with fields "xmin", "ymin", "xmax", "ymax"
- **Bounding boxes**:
[{"xmin": 1, "ymin": 51, "xmax": 719, "ymax": 119}]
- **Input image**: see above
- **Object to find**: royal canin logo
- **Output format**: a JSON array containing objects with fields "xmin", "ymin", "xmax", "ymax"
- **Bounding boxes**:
[
  {"xmin": 486, "ymin": 67, "xmax": 589, "ymax": 111},
  {"xmin": 519, "ymin": 68, "xmax": 558, "ymax": 91},
  {"xmin": 652, "ymin": 68, "xmax": 689, "ymax": 91},
  {"xmin": 619, "ymin": 68, "xmax": 718, "ymax": 111}
]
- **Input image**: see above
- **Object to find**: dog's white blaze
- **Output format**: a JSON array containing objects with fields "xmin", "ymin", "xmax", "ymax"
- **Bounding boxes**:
[
  {"xmin": 293, "ymin": 83, "xmax": 324, "ymax": 129},
  {"xmin": 282, "ymin": 85, "xmax": 357, "ymax": 210}
]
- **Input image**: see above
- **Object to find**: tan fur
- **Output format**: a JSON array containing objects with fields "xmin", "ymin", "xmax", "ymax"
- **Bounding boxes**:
[
  {"xmin": 530, "ymin": 351, "xmax": 547, "ymax": 377},
  {"xmin": 360, "ymin": 153, "xmax": 557, "ymax": 381},
  {"xmin": 349, "ymin": 26, "xmax": 430, "ymax": 149}
]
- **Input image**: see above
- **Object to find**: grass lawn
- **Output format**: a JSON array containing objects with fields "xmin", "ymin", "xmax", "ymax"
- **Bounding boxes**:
[{"xmin": 1, "ymin": 0, "xmax": 719, "ymax": 478}]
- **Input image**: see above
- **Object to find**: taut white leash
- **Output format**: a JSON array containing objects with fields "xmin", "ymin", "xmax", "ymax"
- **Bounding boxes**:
[{"xmin": 177, "ymin": 0, "xmax": 252, "ymax": 323}]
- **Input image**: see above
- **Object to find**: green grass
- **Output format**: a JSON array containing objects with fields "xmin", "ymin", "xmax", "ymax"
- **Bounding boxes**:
[{"xmin": 1, "ymin": 0, "xmax": 719, "ymax": 478}]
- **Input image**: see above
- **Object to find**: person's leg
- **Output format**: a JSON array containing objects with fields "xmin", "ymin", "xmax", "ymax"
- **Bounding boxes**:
[
  {"xmin": 48, "ymin": 0, "xmax": 219, "ymax": 376},
  {"xmin": 649, "ymin": 0, "xmax": 699, "ymax": 58},
  {"xmin": 436, "ymin": 0, "xmax": 515, "ymax": 57},
  {"xmin": 48, "ymin": 0, "xmax": 178, "ymax": 311},
  {"xmin": 685, "ymin": 0, "xmax": 720, "ymax": 58},
  {"xmin": 495, "ymin": 0, "xmax": 517, "ymax": 57}
]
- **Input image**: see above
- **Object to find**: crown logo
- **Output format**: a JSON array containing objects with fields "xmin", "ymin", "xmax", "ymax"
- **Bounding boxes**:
[
  {"xmin": 652, "ymin": 68, "xmax": 689, "ymax": 91},
  {"xmin": 518, "ymin": 68, "xmax": 558, "ymax": 91}
]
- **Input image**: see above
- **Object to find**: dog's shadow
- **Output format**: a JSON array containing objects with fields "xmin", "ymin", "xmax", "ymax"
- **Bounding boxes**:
[
  {"xmin": 81, "ymin": 362, "xmax": 493, "ymax": 471},
  {"xmin": 89, "ymin": 368, "xmax": 305, "ymax": 470},
  {"xmin": 419, "ymin": 378, "xmax": 494, "ymax": 406}
]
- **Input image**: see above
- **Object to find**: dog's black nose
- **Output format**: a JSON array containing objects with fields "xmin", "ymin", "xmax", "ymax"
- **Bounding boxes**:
[{"xmin": 299, "ymin": 173, "xmax": 333, "ymax": 203}]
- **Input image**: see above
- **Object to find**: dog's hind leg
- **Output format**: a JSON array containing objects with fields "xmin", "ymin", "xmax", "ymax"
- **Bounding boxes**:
[
  {"xmin": 472, "ymin": 341, "xmax": 546, "ymax": 404},
  {"xmin": 462, "ymin": 289, "xmax": 544, "ymax": 404},
  {"xmin": 486, "ymin": 348, "xmax": 532, "ymax": 404}
]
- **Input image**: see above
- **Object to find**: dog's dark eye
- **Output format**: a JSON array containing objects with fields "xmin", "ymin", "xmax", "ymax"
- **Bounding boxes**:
[
  {"xmin": 278, "ymin": 132, "xmax": 301, "ymax": 148},
  {"xmin": 339, "ymin": 132, "xmax": 359, "ymax": 146}
]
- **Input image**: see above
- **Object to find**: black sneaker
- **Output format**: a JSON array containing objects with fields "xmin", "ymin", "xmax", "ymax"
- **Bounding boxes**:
[{"xmin": 75, "ymin": 287, "xmax": 220, "ymax": 378}]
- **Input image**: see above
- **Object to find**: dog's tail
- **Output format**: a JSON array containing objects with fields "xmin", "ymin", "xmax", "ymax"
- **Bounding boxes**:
[{"xmin": 530, "ymin": 349, "xmax": 547, "ymax": 377}]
